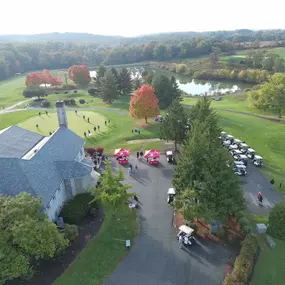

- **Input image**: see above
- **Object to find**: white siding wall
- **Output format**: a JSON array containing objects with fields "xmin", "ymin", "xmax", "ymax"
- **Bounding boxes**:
[
  {"xmin": 75, "ymin": 147, "xmax": 85, "ymax": 162},
  {"xmin": 45, "ymin": 181, "xmax": 67, "ymax": 221}
]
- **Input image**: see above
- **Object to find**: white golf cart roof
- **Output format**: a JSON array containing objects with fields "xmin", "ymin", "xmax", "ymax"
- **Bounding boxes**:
[
  {"xmin": 166, "ymin": 151, "xmax": 173, "ymax": 156},
  {"xmin": 239, "ymin": 154, "xmax": 247, "ymax": 159},
  {"xmin": 247, "ymin": 148, "xmax": 255, "ymax": 152},
  {"xmin": 236, "ymin": 164, "xmax": 246, "ymax": 169},
  {"xmin": 221, "ymin": 131, "xmax": 226, "ymax": 135},
  {"xmin": 223, "ymin": 140, "xmax": 231, "ymax": 144},
  {"xmin": 240, "ymin": 143, "xmax": 248, "ymax": 147},
  {"xmin": 226, "ymin": 135, "xmax": 234, "ymax": 139},
  {"xmin": 234, "ymin": 139, "xmax": 242, "ymax": 143},
  {"xmin": 229, "ymin": 144, "xmax": 238, "ymax": 149},
  {"xmin": 254, "ymin": 155, "xmax": 263, "ymax": 160},
  {"xmin": 234, "ymin": 161, "xmax": 244, "ymax": 165},
  {"xmin": 234, "ymin": 150, "xmax": 242, "ymax": 154},
  {"xmin": 179, "ymin": 225, "xmax": 194, "ymax": 235},
  {"xmin": 168, "ymin": 188, "xmax": 176, "ymax": 195}
]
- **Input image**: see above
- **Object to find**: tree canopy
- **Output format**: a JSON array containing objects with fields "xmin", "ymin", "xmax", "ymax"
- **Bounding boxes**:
[
  {"xmin": 0, "ymin": 193, "xmax": 68, "ymax": 284},
  {"xmin": 173, "ymin": 97, "xmax": 245, "ymax": 222},
  {"xmin": 129, "ymin": 84, "xmax": 160, "ymax": 123},
  {"xmin": 68, "ymin": 65, "xmax": 91, "ymax": 87},
  {"xmin": 98, "ymin": 70, "xmax": 119, "ymax": 103}
]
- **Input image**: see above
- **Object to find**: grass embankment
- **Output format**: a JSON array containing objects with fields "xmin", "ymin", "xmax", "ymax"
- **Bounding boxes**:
[
  {"xmin": 245, "ymin": 214, "xmax": 285, "ymax": 285},
  {"xmin": 218, "ymin": 112, "xmax": 285, "ymax": 194},
  {"xmin": 53, "ymin": 204, "xmax": 138, "ymax": 285}
]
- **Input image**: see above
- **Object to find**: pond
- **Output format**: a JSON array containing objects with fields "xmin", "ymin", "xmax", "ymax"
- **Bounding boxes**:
[{"xmin": 90, "ymin": 67, "xmax": 253, "ymax": 96}]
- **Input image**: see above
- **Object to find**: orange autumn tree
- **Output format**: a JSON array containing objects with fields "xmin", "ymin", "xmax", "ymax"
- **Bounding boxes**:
[{"xmin": 130, "ymin": 84, "xmax": 160, "ymax": 123}]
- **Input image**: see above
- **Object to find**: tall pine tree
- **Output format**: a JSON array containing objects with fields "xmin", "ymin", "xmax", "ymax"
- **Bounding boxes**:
[
  {"xmin": 119, "ymin": 67, "xmax": 133, "ymax": 95},
  {"xmin": 99, "ymin": 70, "xmax": 119, "ymax": 103},
  {"xmin": 171, "ymin": 76, "xmax": 181, "ymax": 101},
  {"xmin": 160, "ymin": 99, "xmax": 188, "ymax": 151}
]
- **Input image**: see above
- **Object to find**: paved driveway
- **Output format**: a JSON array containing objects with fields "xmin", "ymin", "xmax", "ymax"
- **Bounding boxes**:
[
  {"xmin": 104, "ymin": 155, "xmax": 233, "ymax": 285},
  {"xmin": 241, "ymin": 163, "xmax": 284, "ymax": 215}
]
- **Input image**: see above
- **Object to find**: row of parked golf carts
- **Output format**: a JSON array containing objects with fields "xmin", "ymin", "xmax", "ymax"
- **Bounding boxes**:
[{"xmin": 220, "ymin": 131, "xmax": 263, "ymax": 176}]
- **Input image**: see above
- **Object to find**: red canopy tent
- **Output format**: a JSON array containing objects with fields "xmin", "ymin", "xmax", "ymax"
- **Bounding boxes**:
[
  {"xmin": 144, "ymin": 149, "xmax": 160, "ymax": 165},
  {"xmin": 114, "ymin": 148, "xmax": 130, "ymax": 164}
]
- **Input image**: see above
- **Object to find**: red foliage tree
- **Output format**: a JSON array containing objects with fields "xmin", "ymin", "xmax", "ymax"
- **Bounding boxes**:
[
  {"xmin": 68, "ymin": 65, "xmax": 91, "ymax": 86},
  {"xmin": 25, "ymin": 70, "xmax": 62, "ymax": 87},
  {"xmin": 129, "ymin": 84, "xmax": 160, "ymax": 123}
]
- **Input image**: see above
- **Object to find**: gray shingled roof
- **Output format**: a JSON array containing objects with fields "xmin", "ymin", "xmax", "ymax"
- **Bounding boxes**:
[
  {"xmin": 0, "ymin": 158, "xmax": 92, "ymax": 207},
  {"xmin": 32, "ymin": 126, "xmax": 85, "ymax": 162},
  {"xmin": 0, "ymin": 126, "xmax": 44, "ymax": 158}
]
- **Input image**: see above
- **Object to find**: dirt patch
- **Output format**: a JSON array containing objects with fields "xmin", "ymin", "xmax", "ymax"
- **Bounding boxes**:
[
  {"xmin": 7, "ymin": 206, "xmax": 104, "ymax": 285},
  {"xmin": 127, "ymin": 138, "xmax": 161, "ymax": 144},
  {"xmin": 136, "ymin": 122, "xmax": 150, "ymax": 127}
]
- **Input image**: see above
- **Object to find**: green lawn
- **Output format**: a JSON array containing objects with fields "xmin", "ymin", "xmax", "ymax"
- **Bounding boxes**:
[
  {"xmin": 183, "ymin": 94, "xmax": 283, "ymax": 118},
  {"xmin": 0, "ymin": 75, "xmax": 27, "ymax": 108},
  {"xmin": 53, "ymin": 204, "xmax": 138, "ymax": 285},
  {"xmin": 0, "ymin": 111, "xmax": 38, "ymax": 130},
  {"xmin": 245, "ymin": 214, "xmax": 285, "ymax": 285},
  {"xmin": 18, "ymin": 111, "xmax": 108, "ymax": 137},
  {"xmin": 218, "ymin": 111, "xmax": 285, "ymax": 193}
]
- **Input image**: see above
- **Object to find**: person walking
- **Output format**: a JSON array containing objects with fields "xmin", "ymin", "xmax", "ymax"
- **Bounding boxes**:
[
  {"xmin": 136, "ymin": 151, "xmax": 139, "ymax": 159},
  {"xmin": 75, "ymin": 110, "xmax": 78, "ymax": 115},
  {"xmin": 128, "ymin": 166, "xmax": 132, "ymax": 176},
  {"xmin": 88, "ymin": 117, "xmax": 90, "ymax": 123},
  {"xmin": 270, "ymin": 178, "xmax": 275, "ymax": 185},
  {"xmin": 84, "ymin": 132, "xmax": 87, "ymax": 137},
  {"xmin": 105, "ymin": 120, "xmax": 107, "ymax": 125},
  {"xmin": 94, "ymin": 126, "xmax": 97, "ymax": 132},
  {"xmin": 98, "ymin": 125, "xmax": 100, "ymax": 130},
  {"xmin": 83, "ymin": 115, "xmax": 85, "ymax": 120},
  {"xmin": 178, "ymin": 235, "xmax": 183, "ymax": 249},
  {"xmin": 108, "ymin": 119, "xmax": 110, "ymax": 124},
  {"xmin": 45, "ymin": 111, "xmax": 48, "ymax": 115},
  {"xmin": 280, "ymin": 180, "xmax": 283, "ymax": 189}
]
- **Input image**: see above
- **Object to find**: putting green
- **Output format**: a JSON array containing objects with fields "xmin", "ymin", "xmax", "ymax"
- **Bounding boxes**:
[{"xmin": 18, "ymin": 110, "xmax": 109, "ymax": 138}]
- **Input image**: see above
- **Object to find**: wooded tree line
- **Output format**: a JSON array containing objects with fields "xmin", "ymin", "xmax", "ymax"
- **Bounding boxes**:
[{"xmin": 2, "ymin": 29, "xmax": 285, "ymax": 81}]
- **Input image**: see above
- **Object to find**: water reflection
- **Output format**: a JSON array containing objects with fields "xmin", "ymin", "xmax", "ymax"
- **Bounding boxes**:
[{"xmin": 90, "ymin": 67, "xmax": 252, "ymax": 96}]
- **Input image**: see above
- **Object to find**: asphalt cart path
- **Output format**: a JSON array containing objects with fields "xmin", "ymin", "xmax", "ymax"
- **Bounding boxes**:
[
  {"xmin": 103, "ymin": 155, "xmax": 234, "ymax": 285},
  {"xmin": 241, "ymin": 163, "xmax": 284, "ymax": 215}
]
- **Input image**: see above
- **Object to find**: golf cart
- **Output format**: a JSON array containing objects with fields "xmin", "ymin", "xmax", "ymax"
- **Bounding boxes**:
[
  {"xmin": 235, "ymin": 154, "xmax": 248, "ymax": 166},
  {"xmin": 225, "ymin": 135, "xmax": 234, "ymax": 143},
  {"xmin": 222, "ymin": 140, "xmax": 231, "ymax": 148},
  {"xmin": 233, "ymin": 160, "xmax": 245, "ymax": 166},
  {"xmin": 246, "ymin": 148, "xmax": 256, "ymax": 159},
  {"xmin": 231, "ymin": 149, "xmax": 242, "ymax": 157},
  {"xmin": 177, "ymin": 225, "xmax": 197, "ymax": 246},
  {"xmin": 233, "ymin": 139, "xmax": 242, "ymax": 146},
  {"xmin": 228, "ymin": 144, "xmax": 238, "ymax": 151},
  {"xmin": 219, "ymin": 131, "xmax": 227, "ymax": 139},
  {"xmin": 234, "ymin": 165, "xmax": 247, "ymax": 176},
  {"xmin": 166, "ymin": 151, "xmax": 175, "ymax": 163},
  {"xmin": 128, "ymin": 197, "xmax": 138, "ymax": 208},
  {"xmin": 239, "ymin": 143, "xmax": 249, "ymax": 154},
  {"xmin": 253, "ymin": 155, "xmax": 263, "ymax": 167},
  {"xmin": 167, "ymin": 188, "xmax": 176, "ymax": 204},
  {"xmin": 155, "ymin": 115, "xmax": 163, "ymax": 122}
]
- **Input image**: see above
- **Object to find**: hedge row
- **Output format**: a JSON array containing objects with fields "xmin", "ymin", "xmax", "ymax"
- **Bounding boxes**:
[
  {"xmin": 223, "ymin": 235, "xmax": 259, "ymax": 285},
  {"xmin": 63, "ymin": 98, "xmax": 76, "ymax": 106}
]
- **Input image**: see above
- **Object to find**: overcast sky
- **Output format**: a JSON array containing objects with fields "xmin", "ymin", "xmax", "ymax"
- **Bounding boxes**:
[{"xmin": 1, "ymin": 0, "xmax": 284, "ymax": 36}]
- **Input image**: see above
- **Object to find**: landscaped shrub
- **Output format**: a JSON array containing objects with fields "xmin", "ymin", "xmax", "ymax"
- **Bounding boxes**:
[
  {"xmin": 62, "ymin": 83, "xmax": 77, "ymax": 90},
  {"xmin": 63, "ymin": 99, "xmax": 76, "ymax": 106},
  {"xmin": 61, "ymin": 193, "xmax": 95, "ymax": 224},
  {"xmin": 40, "ymin": 100, "xmax": 50, "ymax": 107},
  {"xmin": 64, "ymin": 91, "xmax": 68, "ymax": 94},
  {"xmin": 23, "ymin": 88, "xmax": 47, "ymax": 98},
  {"xmin": 267, "ymin": 201, "xmax": 285, "ymax": 240},
  {"xmin": 73, "ymin": 90, "xmax": 78, "ymax": 93},
  {"xmin": 63, "ymin": 224, "xmax": 79, "ymax": 242},
  {"xmin": 88, "ymin": 88, "xmax": 96, "ymax": 95},
  {"xmin": 224, "ymin": 235, "xmax": 258, "ymax": 285},
  {"xmin": 79, "ymin": 99, "xmax": 86, "ymax": 104},
  {"xmin": 238, "ymin": 216, "xmax": 252, "ymax": 235}
]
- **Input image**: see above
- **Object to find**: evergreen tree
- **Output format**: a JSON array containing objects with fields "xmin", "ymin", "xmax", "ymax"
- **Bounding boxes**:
[
  {"xmin": 160, "ymin": 99, "xmax": 188, "ymax": 150},
  {"xmin": 119, "ymin": 67, "xmax": 133, "ymax": 95},
  {"xmin": 170, "ymin": 76, "xmax": 181, "ymax": 100},
  {"xmin": 141, "ymin": 70, "xmax": 154, "ymax": 85},
  {"xmin": 99, "ymin": 70, "xmax": 119, "ymax": 103},
  {"xmin": 97, "ymin": 64, "xmax": 106, "ymax": 78},
  {"xmin": 133, "ymin": 75, "xmax": 143, "ymax": 90},
  {"xmin": 173, "ymin": 97, "xmax": 245, "ymax": 222},
  {"xmin": 111, "ymin": 67, "xmax": 120, "ymax": 90}
]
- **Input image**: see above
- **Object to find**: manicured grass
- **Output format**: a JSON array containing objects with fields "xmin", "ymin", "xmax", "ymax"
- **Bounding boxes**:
[
  {"xmin": 218, "ymin": 112, "xmax": 285, "ymax": 193},
  {"xmin": 18, "ymin": 111, "xmax": 109, "ymax": 137},
  {"xmin": 53, "ymin": 204, "xmax": 138, "ymax": 285},
  {"xmin": 183, "ymin": 94, "xmax": 282, "ymax": 118},
  {"xmin": 246, "ymin": 214, "xmax": 285, "ymax": 285},
  {"xmin": 0, "ymin": 111, "xmax": 38, "ymax": 130},
  {"xmin": 0, "ymin": 75, "xmax": 27, "ymax": 108}
]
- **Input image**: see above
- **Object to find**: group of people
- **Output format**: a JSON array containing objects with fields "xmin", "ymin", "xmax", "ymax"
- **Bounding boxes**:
[
  {"xmin": 128, "ymin": 163, "xmax": 138, "ymax": 176},
  {"xmin": 132, "ymin": 128, "xmax": 141, "ymax": 134}
]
